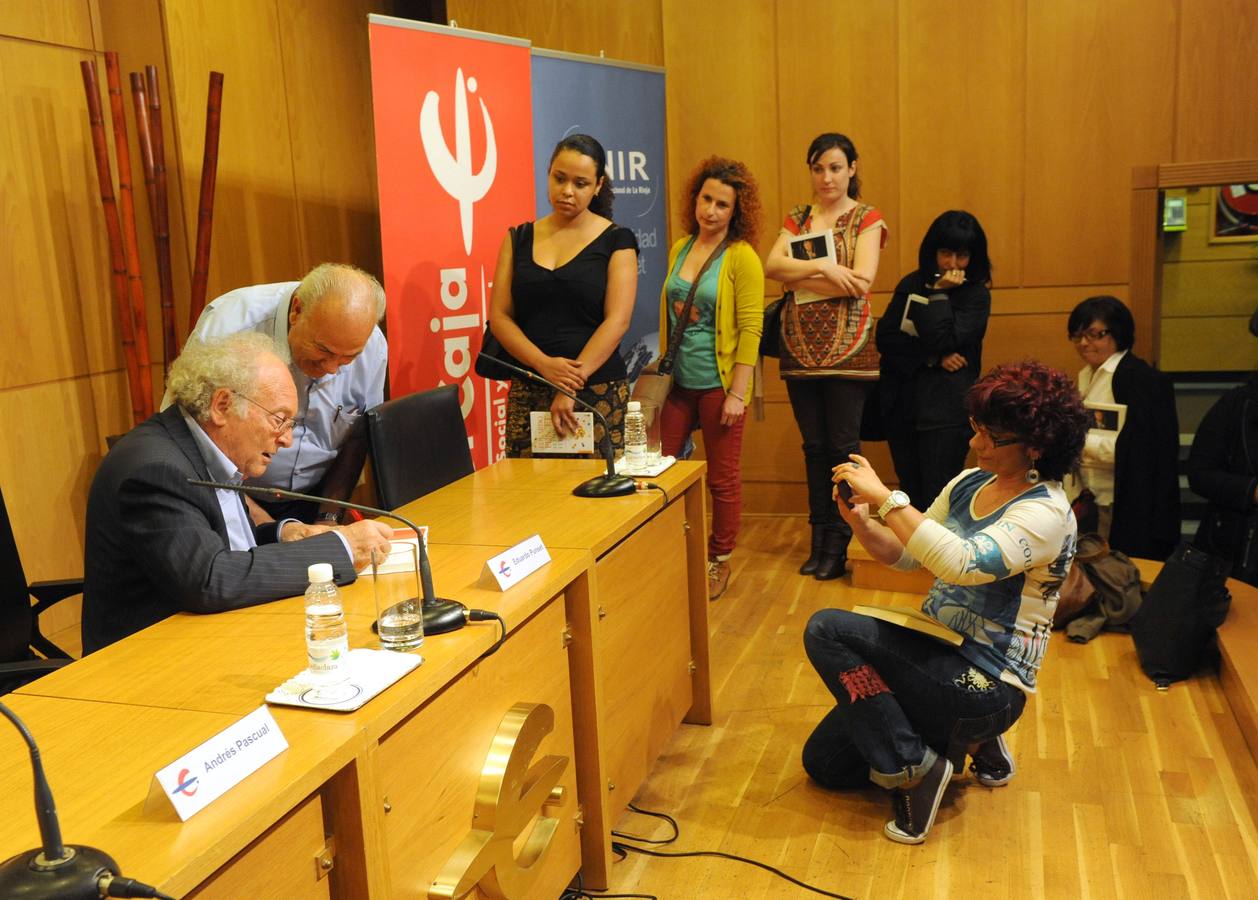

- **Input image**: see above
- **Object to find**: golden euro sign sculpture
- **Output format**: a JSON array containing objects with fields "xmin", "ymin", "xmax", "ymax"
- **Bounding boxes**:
[{"xmin": 429, "ymin": 702, "xmax": 569, "ymax": 899}]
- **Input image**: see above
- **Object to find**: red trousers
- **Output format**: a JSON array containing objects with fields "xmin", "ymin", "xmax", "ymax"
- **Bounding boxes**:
[{"xmin": 661, "ymin": 386, "xmax": 746, "ymax": 558}]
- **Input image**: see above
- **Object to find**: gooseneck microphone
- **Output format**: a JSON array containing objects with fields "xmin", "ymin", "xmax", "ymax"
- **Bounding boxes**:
[
  {"xmin": 0, "ymin": 701, "xmax": 173, "ymax": 899},
  {"xmin": 476, "ymin": 352, "xmax": 636, "ymax": 498},
  {"xmin": 186, "ymin": 480, "xmax": 469, "ymax": 635}
]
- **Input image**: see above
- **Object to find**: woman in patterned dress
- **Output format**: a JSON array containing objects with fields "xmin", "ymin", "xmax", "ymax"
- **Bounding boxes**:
[{"xmin": 764, "ymin": 133, "xmax": 888, "ymax": 580}]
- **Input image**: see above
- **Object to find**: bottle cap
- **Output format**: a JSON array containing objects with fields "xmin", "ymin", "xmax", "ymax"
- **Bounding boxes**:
[
  {"xmin": 627, "ymin": 400, "xmax": 641, "ymax": 412},
  {"xmin": 307, "ymin": 563, "xmax": 334, "ymax": 584}
]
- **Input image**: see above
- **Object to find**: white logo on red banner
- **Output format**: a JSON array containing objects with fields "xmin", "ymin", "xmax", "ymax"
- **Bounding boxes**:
[{"xmin": 421, "ymin": 68, "xmax": 498, "ymax": 255}]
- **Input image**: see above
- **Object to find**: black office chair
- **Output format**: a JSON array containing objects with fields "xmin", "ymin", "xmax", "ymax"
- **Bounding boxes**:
[
  {"xmin": 367, "ymin": 384, "xmax": 475, "ymax": 508},
  {"xmin": 1, "ymin": 485, "xmax": 78, "ymax": 693}
]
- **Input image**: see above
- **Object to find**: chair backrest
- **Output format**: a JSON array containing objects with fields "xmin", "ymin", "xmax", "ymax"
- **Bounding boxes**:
[
  {"xmin": 367, "ymin": 384, "xmax": 475, "ymax": 508},
  {"xmin": 0, "ymin": 485, "xmax": 36, "ymax": 663}
]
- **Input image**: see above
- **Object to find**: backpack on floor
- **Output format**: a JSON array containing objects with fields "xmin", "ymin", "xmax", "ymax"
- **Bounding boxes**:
[{"xmin": 1131, "ymin": 540, "xmax": 1232, "ymax": 688}]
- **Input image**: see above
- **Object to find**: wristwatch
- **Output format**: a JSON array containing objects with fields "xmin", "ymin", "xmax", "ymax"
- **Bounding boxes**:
[{"xmin": 877, "ymin": 490, "xmax": 911, "ymax": 519}]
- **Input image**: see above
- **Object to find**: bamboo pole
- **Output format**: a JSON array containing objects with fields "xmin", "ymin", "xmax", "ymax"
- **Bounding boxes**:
[
  {"xmin": 189, "ymin": 71, "xmax": 224, "ymax": 331},
  {"xmin": 131, "ymin": 70, "xmax": 176, "ymax": 366},
  {"xmin": 104, "ymin": 51, "xmax": 154, "ymax": 418},
  {"xmin": 146, "ymin": 65, "xmax": 176, "ymax": 364},
  {"xmin": 81, "ymin": 59, "xmax": 146, "ymax": 427}
]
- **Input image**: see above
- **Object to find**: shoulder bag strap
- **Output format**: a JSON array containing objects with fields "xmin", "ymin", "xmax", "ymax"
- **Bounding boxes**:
[{"xmin": 659, "ymin": 237, "xmax": 730, "ymax": 374}]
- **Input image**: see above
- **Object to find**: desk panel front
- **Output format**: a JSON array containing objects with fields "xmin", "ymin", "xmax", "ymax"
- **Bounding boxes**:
[
  {"xmin": 594, "ymin": 498, "xmax": 694, "ymax": 810},
  {"xmin": 376, "ymin": 596, "xmax": 581, "ymax": 898}
]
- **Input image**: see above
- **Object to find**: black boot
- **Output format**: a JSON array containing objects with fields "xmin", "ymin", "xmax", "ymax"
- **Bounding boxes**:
[
  {"xmin": 799, "ymin": 525, "xmax": 825, "ymax": 575},
  {"xmin": 814, "ymin": 529, "xmax": 849, "ymax": 581}
]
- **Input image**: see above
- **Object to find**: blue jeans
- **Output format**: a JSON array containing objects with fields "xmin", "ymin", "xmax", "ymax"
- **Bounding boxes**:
[{"xmin": 802, "ymin": 608, "xmax": 1026, "ymax": 788}]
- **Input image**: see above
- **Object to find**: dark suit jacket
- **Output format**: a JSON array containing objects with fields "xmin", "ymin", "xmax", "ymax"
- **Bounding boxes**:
[
  {"xmin": 1187, "ymin": 375, "xmax": 1258, "ymax": 579},
  {"xmin": 82, "ymin": 406, "xmax": 356, "ymax": 653},
  {"xmin": 1109, "ymin": 352, "xmax": 1181, "ymax": 561}
]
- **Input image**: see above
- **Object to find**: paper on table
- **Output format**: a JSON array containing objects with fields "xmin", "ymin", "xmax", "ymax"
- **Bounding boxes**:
[
  {"xmin": 615, "ymin": 455, "xmax": 676, "ymax": 478},
  {"xmin": 265, "ymin": 648, "xmax": 422, "ymax": 712}
]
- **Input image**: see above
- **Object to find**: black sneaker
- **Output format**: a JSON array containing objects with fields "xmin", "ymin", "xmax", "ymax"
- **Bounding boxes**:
[
  {"xmin": 884, "ymin": 755, "xmax": 953, "ymax": 844},
  {"xmin": 969, "ymin": 734, "xmax": 1015, "ymax": 787}
]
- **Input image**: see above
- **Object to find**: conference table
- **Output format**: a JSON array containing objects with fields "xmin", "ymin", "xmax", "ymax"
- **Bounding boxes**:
[{"xmin": 0, "ymin": 458, "xmax": 710, "ymax": 898}]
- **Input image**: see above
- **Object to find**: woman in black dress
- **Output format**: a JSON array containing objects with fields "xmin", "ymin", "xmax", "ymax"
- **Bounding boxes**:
[
  {"xmin": 488, "ymin": 134, "xmax": 639, "ymax": 457},
  {"xmin": 875, "ymin": 211, "xmax": 993, "ymax": 508}
]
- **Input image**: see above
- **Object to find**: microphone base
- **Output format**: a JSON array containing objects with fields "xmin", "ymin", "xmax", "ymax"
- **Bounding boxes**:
[
  {"xmin": 423, "ymin": 597, "xmax": 468, "ymax": 635},
  {"xmin": 573, "ymin": 474, "xmax": 636, "ymax": 498},
  {"xmin": 0, "ymin": 845, "xmax": 118, "ymax": 900}
]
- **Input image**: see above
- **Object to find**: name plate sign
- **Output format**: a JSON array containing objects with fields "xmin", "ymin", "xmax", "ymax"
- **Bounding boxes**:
[
  {"xmin": 486, "ymin": 534, "xmax": 551, "ymax": 590},
  {"xmin": 148, "ymin": 705, "xmax": 288, "ymax": 821}
]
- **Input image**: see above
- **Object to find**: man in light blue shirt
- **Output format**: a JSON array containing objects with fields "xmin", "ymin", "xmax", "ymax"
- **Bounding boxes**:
[{"xmin": 173, "ymin": 263, "xmax": 388, "ymax": 522}]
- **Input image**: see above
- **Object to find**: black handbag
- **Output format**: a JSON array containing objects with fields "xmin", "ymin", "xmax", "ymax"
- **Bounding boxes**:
[
  {"xmin": 760, "ymin": 298, "xmax": 784, "ymax": 358},
  {"xmin": 759, "ymin": 205, "xmax": 810, "ymax": 359},
  {"xmin": 475, "ymin": 225, "xmax": 525, "ymax": 382},
  {"xmin": 1131, "ymin": 539, "xmax": 1232, "ymax": 687},
  {"xmin": 474, "ymin": 324, "xmax": 519, "ymax": 382}
]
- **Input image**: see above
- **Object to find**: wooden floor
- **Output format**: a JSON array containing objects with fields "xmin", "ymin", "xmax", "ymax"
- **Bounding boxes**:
[{"xmin": 603, "ymin": 516, "xmax": 1258, "ymax": 900}]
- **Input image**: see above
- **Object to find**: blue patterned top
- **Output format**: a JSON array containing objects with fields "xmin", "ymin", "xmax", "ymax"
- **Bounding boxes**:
[{"xmin": 898, "ymin": 468, "xmax": 1077, "ymax": 692}]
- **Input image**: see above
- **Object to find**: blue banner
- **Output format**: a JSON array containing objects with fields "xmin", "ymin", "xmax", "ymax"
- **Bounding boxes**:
[{"xmin": 530, "ymin": 52, "xmax": 667, "ymax": 380}]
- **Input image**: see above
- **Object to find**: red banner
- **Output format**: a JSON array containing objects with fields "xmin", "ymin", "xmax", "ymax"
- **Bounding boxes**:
[{"xmin": 369, "ymin": 20, "xmax": 534, "ymax": 468}]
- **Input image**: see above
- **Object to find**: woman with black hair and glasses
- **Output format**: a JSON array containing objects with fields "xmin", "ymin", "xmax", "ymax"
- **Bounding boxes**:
[
  {"xmin": 1066, "ymin": 295, "xmax": 1180, "ymax": 559},
  {"xmin": 876, "ymin": 210, "xmax": 993, "ymax": 509},
  {"xmin": 489, "ymin": 133, "xmax": 639, "ymax": 457}
]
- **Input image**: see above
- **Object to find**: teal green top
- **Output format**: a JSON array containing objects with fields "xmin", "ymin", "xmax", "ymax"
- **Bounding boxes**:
[{"xmin": 665, "ymin": 238, "xmax": 726, "ymax": 390}]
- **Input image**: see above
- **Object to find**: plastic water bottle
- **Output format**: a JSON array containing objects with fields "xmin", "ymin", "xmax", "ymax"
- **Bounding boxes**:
[
  {"xmin": 305, "ymin": 563, "xmax": 349, "ymax": 685},
  {"xmin": 624, "ymin": 400, "xmax": 647, "ymax": 470}
]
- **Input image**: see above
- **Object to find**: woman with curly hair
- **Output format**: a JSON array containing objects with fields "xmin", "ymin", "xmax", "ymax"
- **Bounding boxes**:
[
  {"xmin": 802, "ymin": 361, "xmax": 1087, "ymax": 844},
  {"xmin": 657, "ymin": 157, "xmax": 764, "ymax": 599},
  {"xmin": 489, "ymin": 133, "xmax": 639, "ymax": 457}
]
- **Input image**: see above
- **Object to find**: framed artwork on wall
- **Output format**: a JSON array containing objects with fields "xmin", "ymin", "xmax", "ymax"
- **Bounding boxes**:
[{"xmin": 1209, "ymin": 183, "xmax": 1258, "ymax": 243}]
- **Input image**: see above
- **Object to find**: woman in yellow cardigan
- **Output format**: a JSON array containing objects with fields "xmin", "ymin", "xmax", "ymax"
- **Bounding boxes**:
[{"xmin": 658, "ymin": 157, "xmax": 765, "ymax": 600}]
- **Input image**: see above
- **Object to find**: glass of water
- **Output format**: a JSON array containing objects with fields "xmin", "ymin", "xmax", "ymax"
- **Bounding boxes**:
[
  {"xmin": 638, "ymin": 399, "xmax": 663, "ymax": 468},
  {"xmin": 371, "ymin": 544, "xmax": 424, "ymax": 650}
]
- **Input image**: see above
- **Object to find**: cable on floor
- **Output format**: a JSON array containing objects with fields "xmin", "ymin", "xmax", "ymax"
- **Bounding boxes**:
[{"xmin": 606, "ymin": 803, "xmax": 857, "ymax": 900}]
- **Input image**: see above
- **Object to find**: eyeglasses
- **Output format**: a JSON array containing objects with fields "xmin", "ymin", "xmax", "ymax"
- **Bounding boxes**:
[
  {"xmin": 1068, "ymin": 328, "xmax": 1111, "ymax": 343},
  {"xmin": 969, "ymin": 417, "xmax": 1021, "ymax": 447},
  {"xmin": 237, "ymin": 393, "xmax": 301, "ymax": 434}
]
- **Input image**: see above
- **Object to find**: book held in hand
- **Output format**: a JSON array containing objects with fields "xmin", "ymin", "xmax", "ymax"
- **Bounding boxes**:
[
  {"xmin": 899, "ymin": 292, "xmax": 930, "ymax": 337},
  {"xmin": 530, "ymin": 411, "xmax": 595, "ymax": 454},
  {"xmin": 851, "ymin": 604, "xmax": 963, "ymax": 646},
  {"xmin": 787, "ymin": 229, "xmax": 837, "ymax": 303}
]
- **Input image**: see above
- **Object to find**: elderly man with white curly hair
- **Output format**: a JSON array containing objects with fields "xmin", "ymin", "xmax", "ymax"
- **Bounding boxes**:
[{"xmin": 83, "ymin": 332, "xmax": 393, "ymax": 653}]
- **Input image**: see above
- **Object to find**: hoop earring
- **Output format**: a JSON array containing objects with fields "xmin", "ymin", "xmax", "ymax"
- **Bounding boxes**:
[{"xmin": 1025, "ymin": 466, "xmax": 1040, "ymax": 484}]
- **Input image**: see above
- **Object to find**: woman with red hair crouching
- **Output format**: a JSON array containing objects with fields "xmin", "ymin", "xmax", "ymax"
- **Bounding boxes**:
[{"xmin": 802, "ymin": 361, "xmax": 1088, "ymax": 844}]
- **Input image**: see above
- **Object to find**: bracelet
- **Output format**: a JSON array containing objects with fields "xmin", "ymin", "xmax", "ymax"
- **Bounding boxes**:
[
  {"xmin": 727, "ymin": 391, "xmax": 746, "ymax": 402},
  {"xmin": 317, "ymin": 511, "xmax": 340, "ymax": 524}
]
